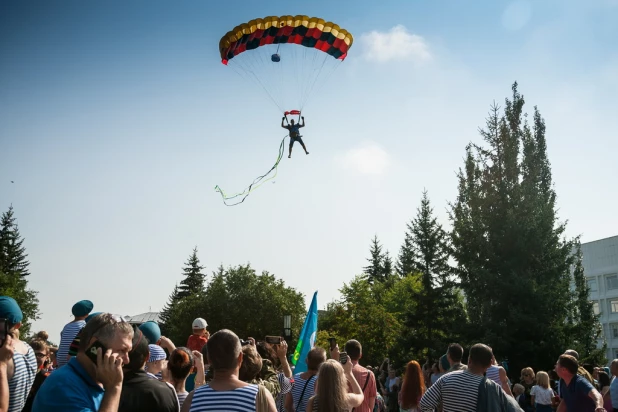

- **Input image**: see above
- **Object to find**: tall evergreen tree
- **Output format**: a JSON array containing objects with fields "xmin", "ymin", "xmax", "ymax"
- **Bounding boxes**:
[
  {"xmin": 177, "ymin": 247, "xmax": 206, "ymax": 299},
  {"xmin": 382, "ymin": 252, "xmax": 393, "ymax": 279},
  {"xmin": 0, "ymin": 206, "xmax": 39, "ymax": 336},
  {"xmin": 0, "ymin": 205, "xmax": 30, "ymax": 277},
  {"xmin": 364, "ymin": 235, "xmax": 384, "ymax": 284},
  {"xmin": 571, "ymin": 242, "xmax": 606, "ymax": 365},
  {"xmin": 159, "ymin": 284, "xmax": 180, "ymax": 329},
  {"xmin": 450, "ymin": 82, "xmax": 575, "ymax": 374},
  {"xmin": 401, "ymin": 190, "xmax": 464, "ymax": 361},
  {"xmin": 364, "ymin": 236, "xmax": 392, "ymax": 284},
  {"xmin": 396, "ymin": 225, "xmax": 415, "ymax": 277}
]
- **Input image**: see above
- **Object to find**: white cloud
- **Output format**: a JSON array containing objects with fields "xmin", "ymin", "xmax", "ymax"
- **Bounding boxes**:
[
  {"xmin": 360, "ymin": 25, "xmax": 431, "ymax": 63},
  {"xmin": 337, "ymin": 143, "xmax": 390, "ymax": 176}
]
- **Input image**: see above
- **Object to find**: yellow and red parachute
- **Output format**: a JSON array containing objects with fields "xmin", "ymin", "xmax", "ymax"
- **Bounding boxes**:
[
  {"xmin": 218, "ymin": 15, "xmax": 353, "ymax": 113},
  {"xmin": 215, "ymin": 16, "xmax": 353, "ymax": 206}
]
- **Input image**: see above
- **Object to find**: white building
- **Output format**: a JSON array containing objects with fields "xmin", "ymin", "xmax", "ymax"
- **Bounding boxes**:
[{"xmin": 582, "ymin": 235, "xmax": 618, "ymax": 361}]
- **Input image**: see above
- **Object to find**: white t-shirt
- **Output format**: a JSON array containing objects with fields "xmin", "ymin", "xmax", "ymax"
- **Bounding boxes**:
[{"xmin": 530, "ymin": 385, "xmax": 554, "ymax": 405}]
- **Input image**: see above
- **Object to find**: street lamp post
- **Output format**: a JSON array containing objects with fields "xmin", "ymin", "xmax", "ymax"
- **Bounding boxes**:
[{"xmin": 283, "ymin": 315, "xmax": 292, "ymax": 340}]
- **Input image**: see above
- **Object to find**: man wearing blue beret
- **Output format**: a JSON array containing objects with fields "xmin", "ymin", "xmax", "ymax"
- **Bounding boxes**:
[
  {"xmin": 56, "ymin": 300, "xmax": 94, "ymax": 368},
  {"xmin": 0, "ymin": 296, "xmax": 38, "ymax": 412}
]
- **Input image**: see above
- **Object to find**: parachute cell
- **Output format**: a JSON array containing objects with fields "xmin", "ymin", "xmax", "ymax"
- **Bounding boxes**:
[{"xmin": 219, "ymin": 15, "xmax": 354, "ymax": 65}]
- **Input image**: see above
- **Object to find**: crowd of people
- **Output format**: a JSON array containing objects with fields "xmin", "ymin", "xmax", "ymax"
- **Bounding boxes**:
[{"xmin": 0, "ymin": 295, "xmax": 616, "ymax": 412}]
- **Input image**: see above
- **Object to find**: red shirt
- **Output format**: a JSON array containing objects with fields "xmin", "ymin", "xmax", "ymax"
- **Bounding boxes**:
[
  {"xmin": 186, "ymin": 334, "xmax": 208, "ymax": 352},
  {"xmin": 350, "ymin": 361, "xmax": 377, "ymax": 412}
]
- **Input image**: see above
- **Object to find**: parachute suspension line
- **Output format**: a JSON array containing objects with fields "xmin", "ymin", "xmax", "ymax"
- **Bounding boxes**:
[
  {"xmin": 214, "ymin": 135, "xmax": 288, "ymax": 206},
  {"xmin": 300, "ymin": 53, "xmax": 331, "ymax": 111},
  {"xmin": 231, "ymin": 58, "xmax": 285, "ymax": 113}
]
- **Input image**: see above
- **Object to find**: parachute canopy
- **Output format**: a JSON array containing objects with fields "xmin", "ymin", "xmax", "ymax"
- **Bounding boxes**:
[
  {"xmin": 219, "ymin": 15, "xmax": 353, "ymax": 112},
  {"xmin": 219, "ymin": 15, "xmax": 353, "ymax": 65}
]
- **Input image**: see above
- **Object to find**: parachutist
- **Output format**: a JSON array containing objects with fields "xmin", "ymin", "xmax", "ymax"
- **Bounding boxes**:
[{"xmin": 282, "ymin": 116, "xmax": 308, "ymax": 158}]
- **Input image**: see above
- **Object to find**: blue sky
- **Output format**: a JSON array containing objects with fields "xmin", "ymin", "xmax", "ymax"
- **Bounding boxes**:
[{"xmin": 1, "ymin": 0, "xmax": 617, "ymax": 341}]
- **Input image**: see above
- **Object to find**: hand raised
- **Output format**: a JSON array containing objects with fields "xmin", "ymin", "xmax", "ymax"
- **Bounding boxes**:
[{"xmin": 96, "ymin": 348, "xmax": 123, "ymax": 389}]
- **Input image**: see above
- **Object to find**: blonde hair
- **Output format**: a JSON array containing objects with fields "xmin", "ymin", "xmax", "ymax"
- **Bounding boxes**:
[
  {"xmin": 521, "ymin": 367, "xmax": 535, "ymax": 380},
  {"xmin": 536, "ymin": 371, "xmax": 550, "ymax": 389},
  {"xmin": 312, "ymin": 359, "xmax": 348, "ymax": 412}
]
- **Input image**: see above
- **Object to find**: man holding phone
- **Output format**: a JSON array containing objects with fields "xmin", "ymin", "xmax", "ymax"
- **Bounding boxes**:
[
  {"xmin": 33, "ymin": 313, "xmax": 134, "ymax": 412},
  {"xmin": 330, "ymin": 339, "xmax": 377, "ymax": 412}
]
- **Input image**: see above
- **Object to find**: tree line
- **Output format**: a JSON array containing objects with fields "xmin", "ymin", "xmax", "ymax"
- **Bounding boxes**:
[{"xmin": 0, "ymin": 82, "xmax": 604, "ymax": 379}]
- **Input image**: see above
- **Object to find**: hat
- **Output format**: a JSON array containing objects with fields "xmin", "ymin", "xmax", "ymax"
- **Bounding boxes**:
[
  {"xmin": 192, "ymin": 318, "xmax": 208, "ymax": 329},
  {"xmin": 0, "ymin": 296, "xmax": 23, "ymax": 325},
  {"xmin": 85, "ymin": 312, "xmax": 103, "ymax": 323},
  {"xmin": 148, "ymin": 344, "xmax": 166, "ymax": 362},
  {"xmin": 139, "ymin": 321, "xmax": 161, "ymax": 344},
  {"xmin": 440, "ymin": 354, "xmax": 450, "ymax": 372},
  {"xmin": 72, "ymin": 300, "xmax": 94, "ymax": 317}
]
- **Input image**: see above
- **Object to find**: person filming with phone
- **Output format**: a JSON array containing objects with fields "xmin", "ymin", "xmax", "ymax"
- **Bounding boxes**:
[
  {"xmin": 306, "ymin": 352, "xmax": 364, "ymax": 411},
  {"xmin": 33, "ymin": 313, "xmax": 134, "ymax": 412}
]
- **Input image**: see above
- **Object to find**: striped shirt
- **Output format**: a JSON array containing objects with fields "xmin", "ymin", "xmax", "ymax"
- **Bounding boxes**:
[
  {"xmin": 291, "ymin": 373, "xmax": 317, "ymax": 412},
  {"xmin": 419, "ymin": 370, "xmax": 484, "ymax": 412},
  {"xmin": 276, "ymin": 372, "xmax": 292, "ymax": 412},
  {"xmin": 177, "ymin": 391, "xmax": 189, "ymax": 409},
  {"xmin": 57, "ymin": 320, "xmax": 86, "ymax": 367},
  {"xmin": 189, "ymin": 383, "xmax": 258, "ymax": 412},
  {"xmin": 485, "ymin": 365, "xmax": 501, "ymax": 385},
  {"xmin": 8, "ymin": 344, "xmax": 37, "ymax": 412}
]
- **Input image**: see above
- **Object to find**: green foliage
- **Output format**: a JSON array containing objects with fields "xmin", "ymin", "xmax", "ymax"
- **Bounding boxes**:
[
  {"xmin": 0, "ymin": 206, "xmax": 30, "ymax": 278},
  {"xmin": 449, "ymin": 82, "xmax": 578, "ymax": 375},
  {"xmin": 178, "ymin": 247, "xmax": 206, "ymax": 299},
  {"xmin": 0, "ymin": 206, "xmax": 39, "ymax": 336},
  {"xmin": 363, "ymin": 236, "xmax": 393, "ymax": 285},
  {"xmin": 571, "ymin": 242, "xmax": 606, "ymax": 366},
  {"xmin": 320, "ymin": 275, "xmax": 405, "ymax": 368},
  {"xmin": 164, "ymin": 264, "xmax": 306, "ymax": 348},
  {"xmin": 159, "ymin": 284, "xmax": 180, "ymax": 334},
  {"xmin": 399, "ymin": 190, "xmax": 467, "ymax": 363}
]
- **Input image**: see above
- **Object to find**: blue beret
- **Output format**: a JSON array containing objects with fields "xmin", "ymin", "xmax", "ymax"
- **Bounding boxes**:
[
  {"xmin": 440, "ymin": 354, "xmax": 450, "ymax": 371},
  {"xmin": 139, "ymin": 321, "xmax": 161, "ymax": 344},
  {"xmin": 72, "ymin": 300, "xmax": 94, "ymax": 317},
  {"xmin": 0, "ymin": 296, "xmax": 23, "ymax": 325},
  {"xmin": 85, "ymin": 312, "xmax": 103, "ymax": 323}
]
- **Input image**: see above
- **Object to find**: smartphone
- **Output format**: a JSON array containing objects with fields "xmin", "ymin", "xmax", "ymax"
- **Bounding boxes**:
[
  {"xmin": 265, "ymin": 336, "xmax": 282, "ymax": 345},
  {"xmin": 339, "ymin": 351, "xmax": 348, "ymax": 364},
  {"xmin": 328, "ymin": 337, "xmax": 337, "ymax": 351},
  {"xmin": 86, "ymin": 340, "xmax": 107, "ymax": 364},
  {"xmin": 0, "ymin": 319, "xmax": 7, "ymax": 348},
  {"xmin": 240, "ymin": 339, "xmax": 251, "ymax": 346}
]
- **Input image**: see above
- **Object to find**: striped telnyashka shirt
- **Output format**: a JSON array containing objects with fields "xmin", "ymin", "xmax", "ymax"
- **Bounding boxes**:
[
  {"xmin": 8, "ymin": 345, "xmax": 37, "ymax": 412},
  {"xmin": 419, "ymin": 370, "xmax": 484, "ymax": 412},
  {"xmin": 189, "ymin": 384, "xmax": 258, "ymax": 412},
  {"xmin": 57, "ymin": 320, "xmax": 86, "ymax": 367}
]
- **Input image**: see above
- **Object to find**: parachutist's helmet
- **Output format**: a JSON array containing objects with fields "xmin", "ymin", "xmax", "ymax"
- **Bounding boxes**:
[{"xmin": 271, "ymin": 53, "xmax": 281, "ymax": 63}]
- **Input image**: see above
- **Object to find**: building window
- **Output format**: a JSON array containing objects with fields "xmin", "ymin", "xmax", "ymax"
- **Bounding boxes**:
[
  {"xmin": 611, "ymin": 300, "xmax": 618, "ymax": 313},
  {"xmin": 612, "ymin": 324, "xmax": 618, "ymax": 338},
  {"xmin": 607, "ymin": 275, "xmax": 618, "ymax": 290},
  {"xmin": 588, "ymin": 279, "xmax": 598, "ymax": 292},
  {"xmin": 615, "ymin": 349, "xmax": 618, "ymax": 359},
  {"xmin": 593, "ymin": 302, "xmax": 600, "ymax": 315}
]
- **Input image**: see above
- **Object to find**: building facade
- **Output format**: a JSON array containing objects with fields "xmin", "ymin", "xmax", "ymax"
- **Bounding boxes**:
[{"xmin": 582, "ymin": 235, "xmax": 618, "ymax": 361}]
